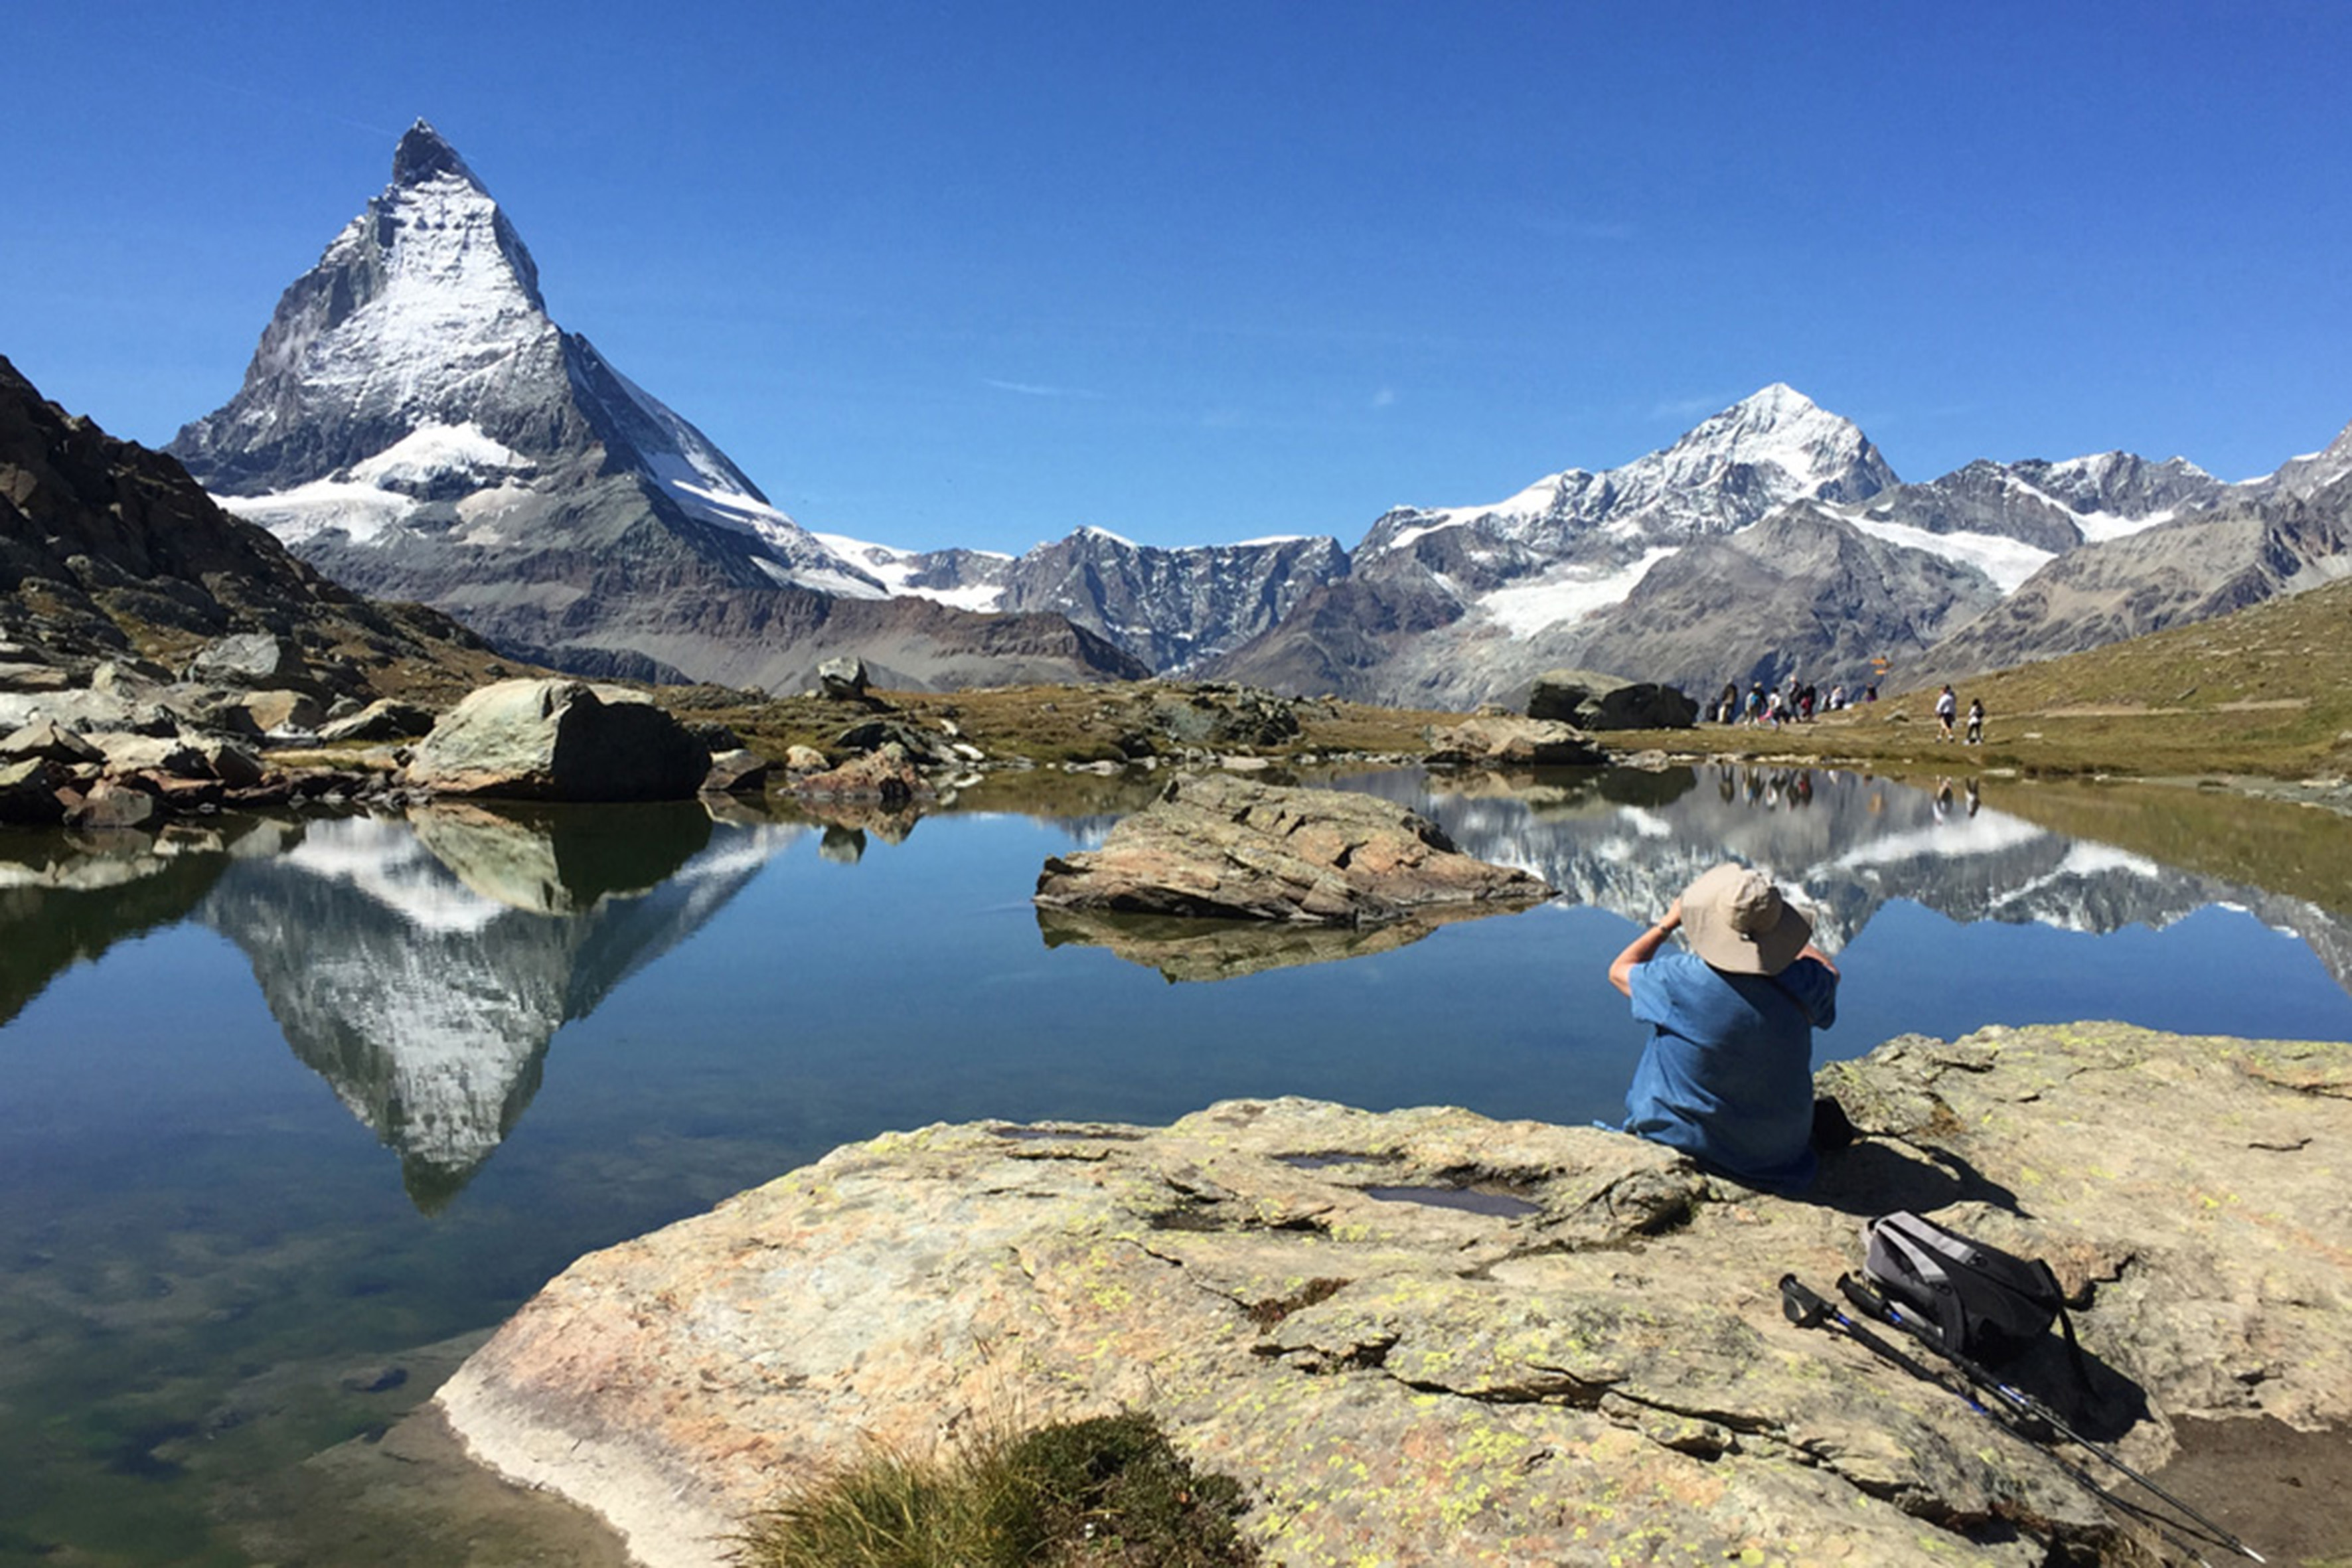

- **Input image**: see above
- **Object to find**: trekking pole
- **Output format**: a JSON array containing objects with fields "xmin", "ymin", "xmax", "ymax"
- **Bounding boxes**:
[
  {"xmin": 1836, "ymin": 1274, "xmax": 2264, "ymax": 1565},
  {"xmin": 1784, "ymin": 1275, "xmax": 2219, "ymax": 1568},
  {"xmin": 1779, "ymin": 1275, "xmax": 1988, "ymax": 1407}
]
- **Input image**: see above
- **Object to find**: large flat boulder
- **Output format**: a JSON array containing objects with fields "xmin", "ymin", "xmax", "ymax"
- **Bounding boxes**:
[
  {"xmin": 182, "ymin": 631, "xmax": 310, "ymax": 690},
  {"xmin": 1032, "ymin": 772, "xmax": 1555, "ymax": 925},
  {"xmin": 436, "ymin": 1023, "xmax": 2352, "ymax": 1567},
  {"xmin": 402, "ymin": 679, "xmax": 709, "ymax": 803}
]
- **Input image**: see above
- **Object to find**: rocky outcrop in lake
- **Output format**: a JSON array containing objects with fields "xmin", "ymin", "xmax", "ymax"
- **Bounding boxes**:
[
  {"xmin": 1033, "ymin": 773, "xmax": 1555, "ymax": 924},
  {"xmin": 434, "ymin": 1022, "xmax": 2351, "ymax": 1567}
]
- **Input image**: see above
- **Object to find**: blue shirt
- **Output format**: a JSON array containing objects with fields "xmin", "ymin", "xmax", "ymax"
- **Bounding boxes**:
[{"xmin": 1623, "ymin": 950, "xmax": 1838, "ymax": 1190}]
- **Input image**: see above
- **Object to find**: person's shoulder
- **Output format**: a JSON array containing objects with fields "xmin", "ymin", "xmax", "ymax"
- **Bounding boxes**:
[
  {"xmin": 1631, "ymin": 947, "xmax": 1706, "ymax": 996},
  {"xmin": 1784, "ymin": 954, "xmax": 1838, "ymax": 994}
]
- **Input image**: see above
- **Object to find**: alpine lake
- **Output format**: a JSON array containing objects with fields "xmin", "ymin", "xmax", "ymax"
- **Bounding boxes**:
[{"xmin": 5, "ymin": 761, "xmax": 2351, "ymax": 1567}]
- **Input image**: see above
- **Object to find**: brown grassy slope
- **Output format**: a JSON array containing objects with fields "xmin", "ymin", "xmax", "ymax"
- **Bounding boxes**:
[
  {"xmin": 1630, "ymin": 574, "xmax": 2352, "ymax": 783},
  {"xmin": 658, "ymin": 682, "xmax": 1460, "ymax": 768}
]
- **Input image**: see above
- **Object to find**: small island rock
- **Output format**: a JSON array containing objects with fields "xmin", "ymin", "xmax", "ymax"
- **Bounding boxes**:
[{"xmin": 1032, "ymin": 772, "xmax": 1555, "ymax": 924}]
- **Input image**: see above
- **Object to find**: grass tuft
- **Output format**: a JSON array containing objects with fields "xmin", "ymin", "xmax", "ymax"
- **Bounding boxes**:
[{"xmin": 734, "ymin": 1411, "xmax": 1258, "ymax": 1568}]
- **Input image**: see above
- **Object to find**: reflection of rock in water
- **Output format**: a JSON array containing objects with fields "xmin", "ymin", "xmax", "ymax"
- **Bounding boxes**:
[
  {"xmin": 786, "ymin": 795, "xmax": 923, "ymax": 848},
  {"xmin": 406, "ymin": 801, "xmax": 716, "ymax": 913},
  {"xmin": 0, "ymin": 819, "xmax": 293, "ymax": 1028},
  {"xmin": 1036, "ymin": 907, "xmax": 1446, "ymax": 982},
  {"xmin": 198, "ymin": 807, "xmax": 803, "ymax": 1212},
  {"xmin": 818, "ymin": 827, "xmax": 865, "ymax": 864}
]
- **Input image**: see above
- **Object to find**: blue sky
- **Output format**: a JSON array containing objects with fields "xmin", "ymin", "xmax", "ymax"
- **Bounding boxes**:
[{"xmin": 6, "ymin": 2, "xmax": 2348, "ymax": 552}]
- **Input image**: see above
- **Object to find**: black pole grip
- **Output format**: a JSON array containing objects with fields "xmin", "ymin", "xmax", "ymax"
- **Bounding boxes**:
[
  {"xmin": 1779, "ymin": 1273, "xmax": 1828, "ymax": 1328},
  {"xmin": 1838, "ymin": 1273, "xmax": 1891, "ymax": 1320}
]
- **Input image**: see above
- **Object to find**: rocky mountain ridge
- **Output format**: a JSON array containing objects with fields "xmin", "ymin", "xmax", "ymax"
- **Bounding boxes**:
[{"xmin": 1195, "ymin": 391, "xmax": 2352, "ymax": 704}]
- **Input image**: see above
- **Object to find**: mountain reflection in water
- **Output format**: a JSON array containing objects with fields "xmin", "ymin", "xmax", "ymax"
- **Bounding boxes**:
[
  {"xmin": 201, "ymin": 805, "xmax": 805, "ymax": 1211},
  {"xmin": 5, "ymin": 768, "xmax": 2348, "ymax": 1214},
  {"xmin": 1030, "ymin": 765, "xmax": 2352, "ymax": 1004},
  {"xmin": 1350, "ymin": 764, "xmax": 2352, "ymax": 1000},
  {"xmin": 0, "ymin": 804, "xmax": 805, "ymax": 1212}
]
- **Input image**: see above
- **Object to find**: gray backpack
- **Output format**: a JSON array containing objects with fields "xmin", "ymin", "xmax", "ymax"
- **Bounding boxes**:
[{"xmin": 1863, "ymin": 1211, "xmax": 2085, "ymax": 1373}]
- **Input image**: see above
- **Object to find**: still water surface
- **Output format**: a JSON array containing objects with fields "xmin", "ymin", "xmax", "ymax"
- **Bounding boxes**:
[{"xmin": 4, "ymin": 765, "xmax": 2349, "ymax": 1564}]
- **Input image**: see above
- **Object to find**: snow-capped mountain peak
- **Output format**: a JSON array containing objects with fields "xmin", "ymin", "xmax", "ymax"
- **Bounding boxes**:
[
  {"xmin": 1358, "ymin": 384, "xmax": 1895, "ymax": 569},
  {"xmin": 172, "ymin": 119, "xmax": 886, "ymax": 605},
  {"xmin": 2265, "ymin": 416, "xmax": 2352, "ymax": 499},
  {"xmin": 1635, "ymin": 383, "xmax": 1892, "ymax": 514}
]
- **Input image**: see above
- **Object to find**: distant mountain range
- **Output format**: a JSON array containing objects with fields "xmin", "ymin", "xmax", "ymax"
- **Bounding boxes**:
[{"xmin": 162, "ymin": 122, "xmax": 2352, "ymax": 702}]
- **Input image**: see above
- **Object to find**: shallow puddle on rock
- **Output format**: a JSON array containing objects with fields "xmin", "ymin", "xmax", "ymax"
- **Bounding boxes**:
[
  {"xmin": 1275, "ymin": 1150, "xmax": 1399, "ymax": 1170},
  {"xmin": 1360, "ymin": 1184, "xmax": 1541, "ymax": 1217}
]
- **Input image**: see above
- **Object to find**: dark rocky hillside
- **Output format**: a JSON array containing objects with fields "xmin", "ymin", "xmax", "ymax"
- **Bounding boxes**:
[{"xmin": 1, "ymin": 352, "xmax": 487, "ymax": 694}]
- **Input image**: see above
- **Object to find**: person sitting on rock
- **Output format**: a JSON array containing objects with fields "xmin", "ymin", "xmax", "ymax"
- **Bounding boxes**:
[{"xmin": 1608, "ymin": 862, "xmax": 1840, "ymax": 1190}]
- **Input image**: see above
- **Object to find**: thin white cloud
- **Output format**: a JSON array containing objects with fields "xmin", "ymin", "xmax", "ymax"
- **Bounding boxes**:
[
  {"xmin": 984, "ymin": 378, "xmax": 1104, "ymax": 401},
  {"xmin": 1371, "ymin": 387, "xmax": 1399, "ymax": 409},
  {"xmin": 1649, "ymin": 392, "xmax": 1737, "ymax": 422}
]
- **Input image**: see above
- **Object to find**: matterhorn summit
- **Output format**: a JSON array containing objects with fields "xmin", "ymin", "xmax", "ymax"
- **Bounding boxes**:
[
  {"xmin": 171, "ymin": 121, "xmax": 866, "ymax": 600},
  {"xmin": 168, "ymin": 122, "xmax": 1143, "ymax": 690}
]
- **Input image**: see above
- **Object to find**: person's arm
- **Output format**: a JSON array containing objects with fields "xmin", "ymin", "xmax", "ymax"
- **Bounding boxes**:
[
  {"xmin": 1796, "ymin": 943, "xmax": 1838, "ymax": 979},
  {"xmin": 1608, "ymin": 899, "xmax": 1682, "ymax": 996}
]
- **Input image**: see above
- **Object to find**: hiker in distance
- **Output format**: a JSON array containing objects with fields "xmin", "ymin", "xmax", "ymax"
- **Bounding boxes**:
[
  {"xmin": 1935, "ymin": 683, "xmax": 1959, "ymax": 741},
  {"xmin": 1608, "ymin": 862, "xmax": 1841, "ymax": 1191}
]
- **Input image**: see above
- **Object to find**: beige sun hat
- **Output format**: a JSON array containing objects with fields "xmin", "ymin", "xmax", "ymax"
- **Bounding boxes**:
[{"xmin": 1679, "ymin": 862, "xmax": 1812, "ymax": 975}]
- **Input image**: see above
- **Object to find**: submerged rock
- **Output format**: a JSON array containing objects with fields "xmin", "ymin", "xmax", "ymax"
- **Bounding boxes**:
[
  {"xmin": 1033, "ymin": 772, "xmax": 1555, "ymax": 925},
  {"xmin": 437, "ymin": 1022, "xmax": 2352, "ymax": 1567},
  {"xmin": 1036, "ymin": 905, "xmax": 1450, "ymax": 981}
]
